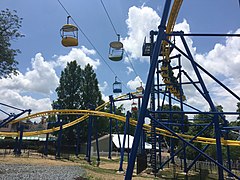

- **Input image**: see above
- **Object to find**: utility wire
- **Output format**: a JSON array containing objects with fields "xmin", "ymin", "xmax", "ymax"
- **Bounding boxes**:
[
  {"xmin": 57, "ymin": 0, "xmax": 129, "ymax": 91},
  {"xmin": 100, "ymin": 0, "xmax": 118, "ymax": 36},
  {"xmin": 100, "ymin": 0, "xmax": 142, "ymax": 85},
  {"xmin": 124, "ymin": 51, "xmax": 142, "ymax": 83}
]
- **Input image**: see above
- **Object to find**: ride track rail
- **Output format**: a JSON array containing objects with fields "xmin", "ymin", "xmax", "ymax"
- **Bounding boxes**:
[
  {"xmin": 0, "ymin": 101, "xmax": 240, "ymax": 146},
  {"xmin": 0, "ymin": 0, "xmax": 239, "ymax": 158}
]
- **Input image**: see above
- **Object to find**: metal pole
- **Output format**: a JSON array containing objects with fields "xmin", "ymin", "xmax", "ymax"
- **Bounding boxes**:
[
  {"xmin": 125, "ymin": 0, "xmax": 172, "ymax": 178},
  {"xmin": 17, "ymin": 124, "xmax": 24, "ymax": 156},
  {"xmin": 44, "ymin": 123, "xmax": 50, "ymax": 156},
  {"xmin": 87, "ymin": 116, "xmax": 92, "ymax": 163},
  {"xmin": 169, "ymin": 92, "xmax": 175, "ymax": 164},
  {"xmin": 75, "ymin": 123, "xmax": 81, "ymax": 157},
  {"xmin": 108, "ymin": 96, "xmax": 113, "ymax": 159},
  {"xmin": 119, "ymin": 111, "xmax": 131, "ymax": 172},
  {"xmin": 94, "ymin": 116, "xmax": 100, "ymax": 163},
  {"xmin": 56, "ymin": 119, "xmax": 63, "ymax": 159},
  {"xmin": 180, "ymin": 34, "xmax": 224, "ymax": 179}
]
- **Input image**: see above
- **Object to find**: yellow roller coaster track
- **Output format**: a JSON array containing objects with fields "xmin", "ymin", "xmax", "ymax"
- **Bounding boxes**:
[
  {"xmin": 0, "ymin": 108, "xmax": 240, "ymax": 147},
  {"xmin": 1, "ymin": 0, "xmax": 239, "ymax": 148}
]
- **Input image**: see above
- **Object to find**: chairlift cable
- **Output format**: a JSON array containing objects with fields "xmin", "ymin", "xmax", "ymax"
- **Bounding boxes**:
[
  {"xmin": 100, "ymin": 0, "xmax": 143, "ymax": 86},
  {"xmin": 100, "ymin": 0, "xmax": 119, "ymax": 36},
  {"xmin": 57, "ymin": 0, "xmax": 130, "ymax": 91},
  {"xmin": 124, "ymin": 50, "xmax": 142, "ymax": 84}
]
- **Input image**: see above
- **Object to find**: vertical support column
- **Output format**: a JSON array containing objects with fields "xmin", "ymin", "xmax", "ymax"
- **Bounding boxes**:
[
  {"xmin": 114, "ymin": 102, "xmax": 122, "ymax": 150},
  {"xmin": 14, "ymin": 123, "xmax": 19, "ymax": 155},
  {"xmin": 125, "ymin": 1, "xmax": 172, "ymax": 178},
  {"xmin": 149, "ymin": 30, "xmax": 157, "ymax": 175},
  {"xmin": 44, "ymin": 123, "xmax": 50, "ymax": 156},
  {"xmin": 158, "ymin": 135, "xmax": 162, "ymax": 169},
  {"xmin": 17, "ymin": 124, "xmax": 24, "ymax": 156},
  {"xmin": 94, "ymin": 116, "xmax": 100, "ymax": 164},
  {"xmin": 180, "ymin": 34, "xmax": 224, "ymax": 179},
  {"xmin": 108, "ymin": 96, "xmax": 113, "ymax": 159},
  {"xmin": 169, "ymin": 92, "xmax": 175, "ymax": 164},
  {"xmin": 119, "ymin": 111, "xmax": 131, "ymax": 172},
  {"xmin": 224, "ymin": 121, "xmax": 232, "ymax": 178},
  {"xmin": 178, "ymin": 55, "xmax": 187, "ymax": 173},
  {"xmin": 87, "ymin": 116, "xmax": 93, "ymax": 163},
  {"xmin": 75, "ymin": 123, "xmax": 81, "ymax": 157},
  {"xmin": 56, "ymin": 119, "xmax": 63, "ymax": 159}
]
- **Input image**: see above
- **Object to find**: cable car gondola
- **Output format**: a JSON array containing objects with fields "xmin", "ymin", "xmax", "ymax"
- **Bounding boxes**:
[
  {"xmin": 136, "ymin": 82, "xmax": 144, "ymax": 98},
  {"xmin": 131, "ymin": 101, "xmax": 138, "ymax": 112},
  {"xmin": 60, "ymin": 16, "xmax": 78, "ymax": 47},
  {"xmin": 113, "ymin": 76, "xmax": 122, "ymax": 93},
  {"xmin": 109, "ymin": 34, "xmax": 124, "ymax": 61}
]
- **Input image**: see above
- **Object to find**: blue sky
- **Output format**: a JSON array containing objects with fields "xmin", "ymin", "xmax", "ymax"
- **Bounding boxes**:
[{"xmin": 0, "ymin": 0, "xmax": 240, "ymax": 121}]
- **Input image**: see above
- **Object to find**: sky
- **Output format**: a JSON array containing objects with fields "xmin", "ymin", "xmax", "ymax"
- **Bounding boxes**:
[{"xmin": 0, "ymin": 0, "xmax": 240, "ymax": 121}]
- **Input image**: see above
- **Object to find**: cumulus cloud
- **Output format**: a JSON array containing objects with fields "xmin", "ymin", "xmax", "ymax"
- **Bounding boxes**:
[
  {"xmin": 122, "ymin": 5, "xmax": 160, "ymax": 61},
  {"xmin": 121, "ymin": 5, "xmax": 240, "ymax": 122},
  {"xmin": 57, "ymin": 46, "xmax": 100, "ymax": 69},
  {"xmin": 99, "ymin": 81, "xmax": 108, "ymax": 92},
  {"xmin": 0, "ymin": 53, "xmax": 59, "ymax": 95},
  {"xmin": 126, "ymin": 66, "xmax": 134, "ymax": 74},
  {"xmin": 0, "ymin": 89, "xmax": 52, "ymax": 120},
  {"xmin": 197, "ymin": 29, "xmax": 240, "ymax": 80},
  {"xmin": 127, "ymin": 76, "xmax": 144, "ymax": 90}
]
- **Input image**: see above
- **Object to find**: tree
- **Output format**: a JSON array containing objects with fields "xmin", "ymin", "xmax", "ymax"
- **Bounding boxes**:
[
  {"xmin": 82, "ymin": 64, "xmax": 103, "ymax": 109},
  {"xmin": 237, "ymin": 102, "xmax": 240, "ymax": 120},
  {"xmin": 56, "ymin": 60, "xmax": 83, "ymax": 109},
  {"xmin": 55, "ymin": 61, "xmax": 106, "ymax": 145},
  {"xmin": 0, "ymin": 9, "xmax": 24, "ymax": 78},
  {"xmin": 55, "ymin": 60, "xmax": 83, "ymax": 144}
]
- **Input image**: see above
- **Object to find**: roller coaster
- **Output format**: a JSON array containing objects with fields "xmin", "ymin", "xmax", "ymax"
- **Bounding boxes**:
[{"xmin": 1, "ymin": 0, "xmax": 240, "ymax": 179}]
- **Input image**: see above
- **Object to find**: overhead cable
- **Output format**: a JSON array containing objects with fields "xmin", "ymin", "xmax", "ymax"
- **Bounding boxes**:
[{"xmin": 57, "ymin": 0, "xmax": 129, "ymax": 91}]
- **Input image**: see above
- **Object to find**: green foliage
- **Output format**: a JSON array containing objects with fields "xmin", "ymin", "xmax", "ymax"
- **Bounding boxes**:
[
  {"xmin": 237, "ymin": 102, "xmax": 240, "ymax": 120},
  {"xmin": 0, "ymin": 8, "xmax": 24, "ymax": 78},
  {"xmin": 55, "ymin": 61, "xmax": 106, "ymax": 145}
]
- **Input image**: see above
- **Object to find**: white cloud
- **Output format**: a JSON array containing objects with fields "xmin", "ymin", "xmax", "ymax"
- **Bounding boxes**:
[
  {"xmin": 57, "ymin": 46, "xmax": 100, "ymax": 69},
  {"xmin": 0, "ymin": 53, "xmax": 58, "ymax": 119},
  {"xmin": 99, "ymin": 81, "xmax": 108, "ymax": 92},
  {"xmin": 122, "ymin": 5, "xmax": 160, "ymax": 61},
  {"xmin": 0, "ymin": 89, "xmax": 52, "ymax": 120},
  {"xmin": 127, "ymin": 76, "xmax": 144, "ymax": 90},
  {"xmin": 0, "ymin": 53, "xmax": 59, "ymax": 95},
  {"xmin": 126, "ymin": 66, "xmax": 133, "ymax": 74}
]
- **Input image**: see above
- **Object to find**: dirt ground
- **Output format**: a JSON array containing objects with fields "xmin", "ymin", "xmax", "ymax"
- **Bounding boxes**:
[{"xmin": 0, "ymin": 155, "xmax": 155, "ymax": 180}]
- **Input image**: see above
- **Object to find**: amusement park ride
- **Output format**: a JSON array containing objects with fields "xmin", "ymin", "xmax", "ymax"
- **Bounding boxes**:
[{"xmin": 1, "ymin": 0, "xmax": 240, "ymax": 179}]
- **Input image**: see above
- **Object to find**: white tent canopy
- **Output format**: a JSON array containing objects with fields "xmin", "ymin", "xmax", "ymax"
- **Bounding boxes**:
[{"xmin": 112, "ymin": 134, "xmax": 158, "ymax": 150}]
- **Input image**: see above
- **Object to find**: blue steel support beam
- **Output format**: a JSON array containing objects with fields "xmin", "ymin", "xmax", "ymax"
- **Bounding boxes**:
[
  {"xmin": 165, "ymin": 38, "xmax": 240, "ymax": 102},
  {"xmin": 0, "ymin": 109, "xmax": 31, "ymax": 128},
  {"xmin": 150, "ymin": 114, "xmax": 239, "ymax": 179},
  {"xmin": 94, "ymin": 116, "xmax": 100, "ymax": 163},
  {"xmin": 149, "ymin": 30, "xmax": 157, "ymax": 174},
  {"xmin": 75, "ymin": 123, "xmax": 81, "ymax": 157},
  {"xmin": 160, "ymin": 120, "xmax": 214, "ymax": 169},
  {"xmin": 224, "ymin": 121, "xmax": 233, "ymax": 178},
  {"xmin": 180, "ymin": 34, "xmax": 224, "ymax": 179},
  {"xmin": 44, "ymin": 123, "xmax": 50, "ymax": 156},
  {"xmin": 186, "ymin": 144, "xmax": 210, "ymax": 172},
  {"xmin": 169, "ymin": 92, "xmax": 175, "ymax": 164},
  {"xmin": 17, "ymin": 125, "xmax": 24, "ymax": 155},
  {"xmin": 56, "ymin": 120, "xmax": 63, "ymax": 159},
  {"xmin": 87, "ymin": 116, "xmax": 93, "ymax": 163},
  {"xmin": 125, "ymin": 0, "xmax": 172, "ymax": 179},
  {"xmin": 119, "ymin": 111, "xmax": 131, "ymax": 172},
  {"xmin": 114, "ymin": 104, "xmax": 122, "ymax": 150},
  {"xmin": 178, "ymin": 54, "xmax": 187, "ymax": 173},
  {"xmin": 108, "ymin": 96, "xmax": 113, "ymax": 159}
]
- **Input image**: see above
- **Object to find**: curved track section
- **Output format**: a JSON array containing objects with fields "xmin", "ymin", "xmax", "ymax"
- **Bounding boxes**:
[{"xmin": 0, "ymin": 109, "xmax": 240, "ymax": 147}]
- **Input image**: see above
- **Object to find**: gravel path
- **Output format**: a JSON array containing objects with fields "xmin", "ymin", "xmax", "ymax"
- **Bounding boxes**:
[{"xmin": 0, "ymin": 163, "xmax": 87, "ymax": 180}]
